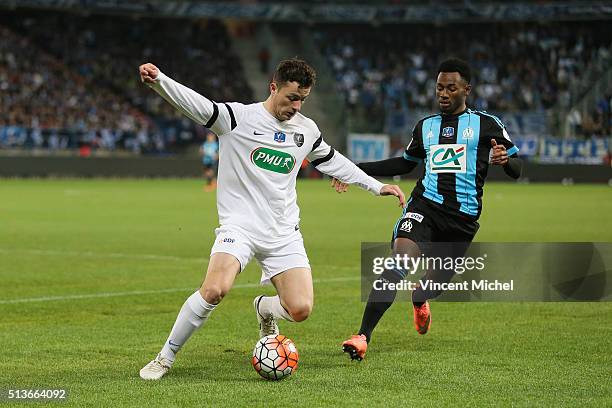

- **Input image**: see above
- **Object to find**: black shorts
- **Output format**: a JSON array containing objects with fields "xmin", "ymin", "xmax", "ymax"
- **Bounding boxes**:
[
  {"xmin": 392, "ymin": 195, "xmax": 479, "ymax": 244},
  {"xmin": 203, "ymin": 161, "xmax": 218, "ymax": 172}
]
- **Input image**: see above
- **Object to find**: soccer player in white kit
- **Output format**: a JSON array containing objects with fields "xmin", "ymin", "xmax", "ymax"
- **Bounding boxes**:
[{"xmin": 138, "ymin": 59, "xmax": 405, "ymax": 380}]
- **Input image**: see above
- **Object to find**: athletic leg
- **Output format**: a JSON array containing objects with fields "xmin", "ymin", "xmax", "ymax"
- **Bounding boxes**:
[
  {"xmin": 140, "ymin": 225, "xmax": 252, "ymax": 380},
  {"xmin": 411, "ymin": 216, "xmax": 479, "ymax": 304},
  {"xmin": 270, "ymin": 267, "xmax": 313, "ymax": 322},
  {"xmin": 410, "ymin": 217, "xmax": 478, "ymax": 334},
  {"xmin": 253, "ymin": 233, "xmax": 311, "ymax": 337},
  {"xmin": 343, "ymin": 200, "xmax": 433, "ymax": 360},
  {"xmin": 358, "ymin": 237, "xmax": 420, "ymax": 341}
]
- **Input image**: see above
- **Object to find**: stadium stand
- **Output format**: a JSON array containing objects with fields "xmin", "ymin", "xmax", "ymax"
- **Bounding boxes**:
[
  {"xmin": 314, "ymin": 21, "xmax": 612, "ymax": 137},
  {"xmin": 0, "ymin": 7, "xmax": 609, "ymax": 161},
  {"xmin": 0, "ymin": 11, "xmax": 253, "ymax": 153},
  {"xmin": 0, "ymin": 25, "xmax": 150, "ymax": 151}
]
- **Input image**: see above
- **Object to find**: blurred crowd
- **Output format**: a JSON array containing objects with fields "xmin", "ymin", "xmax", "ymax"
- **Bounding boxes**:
[
  {"xmin": 0, "ymin": 25, "xmax": 150, "ymax": 151},
  {"xmin": 592, "ymin": 93, "xmax": 612, "ymax": 136},
  {"xmin": 568, "ymin": 91, "xmax": 612, "ymax": 138},
  {"xmin": 315, "ymin": 21, "xmax": 611, "ymax": 135},
  {"xmin": 0, "ymin": 11, "xmax": 253, "ymax": 153},
  {"xmin": 2, "ymin": 10, "xmax": 610, "ymax": 154}
]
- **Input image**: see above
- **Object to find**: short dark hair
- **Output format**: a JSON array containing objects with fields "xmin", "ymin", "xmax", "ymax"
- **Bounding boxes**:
[
  {"xmin": 273, "ymin": 58, "xmax": 316, "ymax": 89},
  {"xmin": 438, "ymin": 58, "xmax": 471, "ymax": 84}
]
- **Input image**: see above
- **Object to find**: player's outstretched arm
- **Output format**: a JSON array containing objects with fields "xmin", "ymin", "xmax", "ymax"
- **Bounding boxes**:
[
  {"xmin": 139, "ymin": 63, "xmax": 234, "ymax": 135},
  {"xmin": 314, "ymin": 150, "xmax": 406, "ymax": 208},
  {"xmin": 330, "ymin": 155, "xmax": 418, "ymax": 194},
  {"xmin": 379, "ymin": 185, "xmax": 406, "ymax": 207},
  {"xmin": 357, "ymin": 156, "xmax": 419, "ymax": 177}
]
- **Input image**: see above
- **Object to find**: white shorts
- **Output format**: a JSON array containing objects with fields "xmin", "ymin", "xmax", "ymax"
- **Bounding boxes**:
[{"xmin": 210, "ymin": 225, "xmax": 310, "ymax": 285}]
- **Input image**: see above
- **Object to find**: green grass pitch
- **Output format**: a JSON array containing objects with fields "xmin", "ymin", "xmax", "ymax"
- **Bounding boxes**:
[{"xmin": 1, "ymin": 179, "xmax": 611, "ymax": 407}]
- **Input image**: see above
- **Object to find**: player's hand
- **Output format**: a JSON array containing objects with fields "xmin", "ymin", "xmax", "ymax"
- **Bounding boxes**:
[
  {"xmin": 139, "ymin": 63, "xmax": 159, "ymax": 84},
  {"xmin": 490, "ymin": 139, "xmax": 508, "ymax": 166},
  {"xmin": 331, "ymin": 178, "xmax": 349, "ymax": 193},
  {"xmin": 380, "ymin": 184, "xmax": 406, "ymax": 208}
]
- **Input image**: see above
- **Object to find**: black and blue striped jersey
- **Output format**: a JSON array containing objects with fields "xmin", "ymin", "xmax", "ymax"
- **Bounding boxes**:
[{"xmin": 403, "ymin": 108, "xmax": 519, "ymax": 219}]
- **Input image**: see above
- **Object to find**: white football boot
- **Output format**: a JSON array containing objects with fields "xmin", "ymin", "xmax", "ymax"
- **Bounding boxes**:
[
  {"xmin": 253, "ymin": 295, "xmax": 279, "ymax": 338},
  {"xmin": 139, "ymin": 353, "xmax": 172, "ymax": 380}
]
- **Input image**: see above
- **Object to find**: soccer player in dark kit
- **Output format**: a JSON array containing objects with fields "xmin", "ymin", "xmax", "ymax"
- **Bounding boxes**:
[{"xmin": 339, "ymin": 58, "xmax": 523, "ymax": 360}]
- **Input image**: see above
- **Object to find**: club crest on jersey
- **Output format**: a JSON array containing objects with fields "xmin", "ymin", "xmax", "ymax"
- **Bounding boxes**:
[
  {"xmin": 399, "ymin": 220, "xmax": 412, "ymax": 232},
  {"xmin": 429, "ymin": 144, "xmax": 467, "ymax": 173},
  {"xmin": 462, "ymin": 127, "xmax": 474, "ymax": 140},
  {"xmin": 442, "ymin": 127, "xmax": 455, "ymax": 138},
  {"xmin": 250, "ymin": 147, "xmax": 296, "ymax": 174},
  {"xmin": 426, "ymin": 130, "xmax": 434, "ymax": 139},
  {"xmin": 293, "ymin": 133, "xmax": 304, "ymax": 147},
  {"xmin": 274, "ymin": 132, "xmax": 286, "ymax": 143}
]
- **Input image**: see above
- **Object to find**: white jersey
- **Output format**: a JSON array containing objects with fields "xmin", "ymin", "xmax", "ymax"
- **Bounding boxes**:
[{"xmin": 150, "ymin": 72, "xmax": 384, "ymax": 239}]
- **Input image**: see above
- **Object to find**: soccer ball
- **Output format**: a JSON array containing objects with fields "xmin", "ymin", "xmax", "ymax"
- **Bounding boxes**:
[{"xmin": 252, "ymin": 334, "xmax": 299, "ymax": 380}]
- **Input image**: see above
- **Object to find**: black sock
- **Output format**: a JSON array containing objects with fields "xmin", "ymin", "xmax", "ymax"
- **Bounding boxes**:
[
  {"xmin": 412, "ymin": 268, "xmax": 456, "ymax": 306},
  {"xmin": 412, "ymin": 284, "xmax": 427, "ymax": 306},
  {"xmin": 358, "ymin": 269, "xmax": 404, "ymax": 343}
]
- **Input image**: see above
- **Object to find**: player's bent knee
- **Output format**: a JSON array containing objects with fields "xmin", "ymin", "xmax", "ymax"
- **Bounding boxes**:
[
  {"xmin": 200, "ymin": 286, "xmax": 227, "ymax": 305},
  {"xmin": 287, "ymin": 302, "xmax": 312, "ymax": 322}
]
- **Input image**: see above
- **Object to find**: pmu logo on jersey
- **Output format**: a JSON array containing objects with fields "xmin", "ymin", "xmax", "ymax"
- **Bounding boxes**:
[
  {"xmin": 429, "ymin": 144, "xmax": 467, "ymax": 173},
  {"xmin": 442, "ymin": 127, "xmax": 455, "ymax": 138},
  {"xmin": 274, "ymin": 132, "xmax": 286, "ymax": 143},
  {"xmin": 250, "ymin": 147, "xmax": 296, "ymax": 174}
]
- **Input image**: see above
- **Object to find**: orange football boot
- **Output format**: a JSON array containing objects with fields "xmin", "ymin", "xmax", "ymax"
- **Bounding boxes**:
[
  {"xmin": 342, "ymin": 334, "xmax": 368, "ymax": 361},
  {"xmin": 413, "ymin": 301, "xmax": 431, "ymax": 335}
]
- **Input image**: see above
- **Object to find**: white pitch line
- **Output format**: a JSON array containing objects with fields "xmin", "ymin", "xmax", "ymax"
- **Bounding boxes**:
[
  {"xmin": 0, "ymin": 248, "xmax": 357, "ymax": 271},
  {"xmin": 0, "ymin": 248, "xmax": 206, "ymax": 263},
  {"xmin": 0, "ymin": 276, "xmax": 361, "ymax": 305}
]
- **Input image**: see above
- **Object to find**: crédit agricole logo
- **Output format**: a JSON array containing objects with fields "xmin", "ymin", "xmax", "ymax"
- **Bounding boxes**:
[{"xmin": 429, "ymin": 144, "xmax": 467, "ymax": 173}]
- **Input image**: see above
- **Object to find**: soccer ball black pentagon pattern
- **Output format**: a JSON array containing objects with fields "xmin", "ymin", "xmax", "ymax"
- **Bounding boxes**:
[{"xmin": 252, "ymin": 334, "xmax": 299, "ymax": 380}]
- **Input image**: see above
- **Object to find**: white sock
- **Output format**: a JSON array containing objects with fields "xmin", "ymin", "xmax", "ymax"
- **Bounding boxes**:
[
  {"xmin": 159, "ymin": 291, "xmax": 216, "ymax": 363},
  {"xmin": 258, "ymin": 295, "xmax": 295, "ymax": 322}
]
